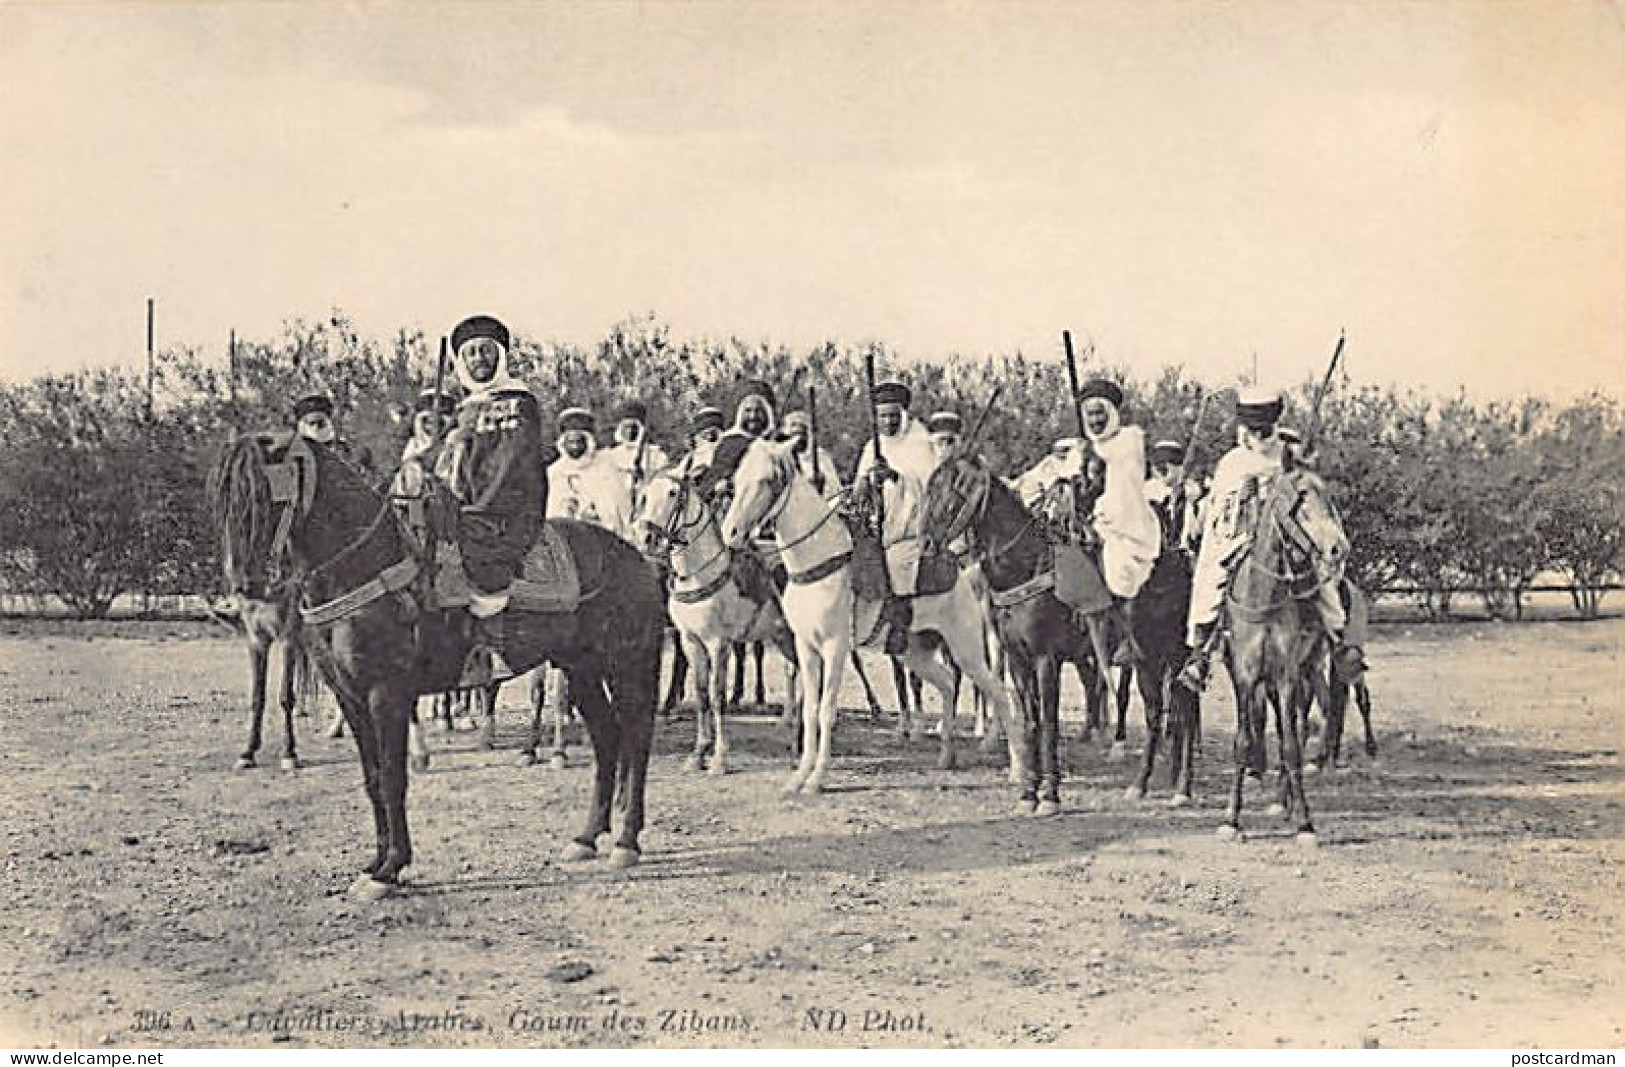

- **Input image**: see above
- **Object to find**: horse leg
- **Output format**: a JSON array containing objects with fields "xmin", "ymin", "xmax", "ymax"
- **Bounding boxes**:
[
  {"xmin": 563, "ymin": 673, "xmax": 617, "ymax": 861},
  {"xmin": 609, "ymin": 656, "xmax": 659, "ymax": 867},
  {"xmin": 902, "ymin": 644, "xmax": 959, "ymax": 771},
  {"xmin": 408, "ymin": 703, "xmax": 430, "ymax": 774},
  {"xmin": 331, "ymin": 688, "xmax": 390, "ymax": 881},
  {"xmin": 683, "ymin": 634, "xmax": 713, "ymax": 772},
  {"xmin": 850, "ymin": 649, "xmax": 884, "ymax": 722},
  {"xmin": 480, "ymin": 680, "xmax": 501, "ymax": 751},
  {"xmin": 367, "ymin": 682, "xmax": 416, "ymax": 887},
  {"xmin": 803, "ymin": 638, "xmax": 847, "ymax": 795},
  {"xmin": 1356, "ymin": 681, "xmax": 1377, "ymax": 758},
  {"xmin": 1268, "ymin": 687, "xmax": 1292, "ymax": 818},
  {"xmin": 785, "ymin": 637, "xmax": 823, "ymax": 795},
  {"xmin": 1170, "ymin": 680, "xmax": 1198, "ymax": 805},
  {"xmin": 1108, "ymin": 661, "xmax": 1133, "ymax": 763},
  {"xmin": 552, "ymin": 667, "xmax": 574, "ymax": 767},
  {"xmin": 236, "ymin": 635, "xmax": 270, "ymax": 770},
  {"xmin": 516, "ymin": 667, "xmax": 544, "ymax": 765},
  {"xmin": 752, "ymin": 641, "xmax": 767, "ymax": 708},
  {"xmin": 277, "ymin": 639, "xmax": 301, "ymax": 769},
  {"xmin": 890, "ymin": 654, "xmax": 913, "ymax": 740},
  {"xmin": 661, "ymin": 634, "xmax": 688, "ymax": 720},
  {"xmin": 1035, "ymin": 654, "xmax": 1063, "ymax": 815},
  {"xmin": 1279, "ymin": 672, "xmax": 1316, "ymax": 843},
  {"xmin": 709, "ymin": 639, "xmax": 732, "ymax": 776},
  {"xmin": 728, "ymin": 640, "xmax": 747, "ymax": 713},
  {"xmin": 1004, "ymin": 659, "xmax": 1039, "ymax": 811},
  {"xmin": 1083, "ymin": 614, "xmax": 1114, "ymax": 742},
  {"xmin": 1219, "ymin": 682, "xmax": 1257, "ymax": 839},
  {"xmin": 1127, "ymin": 662, "xmax": 1162, "ymax": 800},
  {"xmin": 1323, "ymin": 677, "xmax": 1349, "ymax": 771}
]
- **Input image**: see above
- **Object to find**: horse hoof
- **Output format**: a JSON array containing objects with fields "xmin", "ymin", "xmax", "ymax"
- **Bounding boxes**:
[
  {"xmin": 1123, "ymin": 785, "xmax": 1146, "ymax": 802},
  {"xmin": 708, "ymin": 759, "xmax": 729, "ymax": 777},
  {"xmin": 1035, "ymin": 799, "xmax": 1061, "ymax": 817},
  {"xmin": 348, "ymin": 873, "xmax": 396, "ymax": 901},
  {"xmin": 1303, "ymin": 762, "xmax": 1321, "ymax": 778},
  {"xmin": 548, "ymin": 753, "xmax": 568, "ymax": 771},
  {"xmin": 1266, "ymin": 802, "xmax": 1287, "ymax": 818},
  {"xmin": 608, "ymin": 847, "xmax": 640, "ymax": 869},
  {"xmin": 781, "ymin": 777, "xmax": 807, "ymax": 797},
  {"xmin": 234, "ymin": 756, "xmax": 256, "ymax": 771},
  {"xmin": 1015, "ymin": 798, "xmax": 1038, "ymax": 816},
  {"xmin": 1106, "ymin": 741, "xmax": 1129, "ymax": 763},
  {"xmin": 684, "ymin": 755, "xmax": 705, "ymax": 773},
  {"xmin": 560, "ymin": 841, "xmax": 597, "ymax": 863},
  {"xmin": 409, "ymin": 754, "xmax": 431, "ymax": 774},
  {"xmin": 936, "ymin": 750, "xmax": 957, "ymax": 771},
  {"xmin": 801, "ymin": 776, "xmax": 826, "ymax": 795},
  {"xmin": 1297, "ymin": 831, "xmax": 1320, "ymax": 850},
  {"xmin": 1169, "ymin": 792, "xmax": 1191, "ymax": 808},
  {"xmin": 1215, "ymin": 824, "xmax": 1240, "ymax": 841},
  {"xmin": 279, "ymin": 756, "xmax": 301, "ymax": 772}
]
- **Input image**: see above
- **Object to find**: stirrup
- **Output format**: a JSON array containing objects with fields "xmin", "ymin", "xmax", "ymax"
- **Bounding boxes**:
[
  {"xmin": 468, "ymin": 587, "xmax": 511, "ymax": 619},
  {"xmin": 1175, "ymin": 649, "xmax": 1209, "ymax": 693}
]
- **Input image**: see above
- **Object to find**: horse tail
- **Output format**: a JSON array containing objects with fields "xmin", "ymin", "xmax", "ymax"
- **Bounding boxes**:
[{"xmin": 209, "ymin": 436, "xmax": 274, "ymax": 595}]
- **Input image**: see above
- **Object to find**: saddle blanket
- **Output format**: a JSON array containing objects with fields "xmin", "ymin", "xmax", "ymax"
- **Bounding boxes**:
[{"xmin": 431, "ymin": 523, "xmax": 582, "ymax": 614}]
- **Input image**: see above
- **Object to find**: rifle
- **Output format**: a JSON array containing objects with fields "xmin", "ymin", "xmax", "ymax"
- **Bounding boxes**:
[
  {"xmin": 964, "ymin": 385, "xmax": 1004, "ymax": 454},
  {"xmin": 1303, "ymin": 330, "xmax": 1346, "ymax": 455},
  {"xmin": 1180, "ymin": 387, "xmax": 1210, "ymax": 473},
  {"xmin": 1062, "ymin": 330, "xmax": 1087, "ymax": 442},
  {"xmin": 863, "ymin": 347, "xmax": 886, "ymax": 533},
  {"xmin": 808, "ymin": 385, "xmax": 826, "ymax": 495},
  {"xmin": 427, "ymin": 335, "xmax": 450, "ymax": 448}
]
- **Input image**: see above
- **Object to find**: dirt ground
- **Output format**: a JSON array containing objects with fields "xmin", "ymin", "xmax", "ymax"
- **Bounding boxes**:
[{"xmin": 1, "ymin": 613, "xmax": 1621, "ymax": 1049}]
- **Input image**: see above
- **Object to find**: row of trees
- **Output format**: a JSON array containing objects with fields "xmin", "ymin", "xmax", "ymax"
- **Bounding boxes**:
[{"xmin": 0, "ymin": 312, "xmax": 1619, "ymax": 619}]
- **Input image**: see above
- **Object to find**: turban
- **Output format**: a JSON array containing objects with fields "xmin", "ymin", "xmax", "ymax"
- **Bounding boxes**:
[
  {"xmin": 450, "ymin": 314, "xmax": 511, "ymax": 353},
  {"xmin": 292, "ymin": 394, "xmax": 334, "ymax": 421},
  {"xmin": 1148, "ymin": 439, "xmax": 1186, "ymax": 465},
  {"xmin": 413, "ymin": 389, "xmax": 456, "ymax": 417},
  {"xmin": 1078, "ymin": 378, "xmax": 1124, "ymax": 408},
  {"xmin": 1236, "ymin": 387, "xmax": 1285, "ymax": 430},
  {"xmin": 614, "ymin": 400, "xmax": 649, "ymax": 424},
  {"xmin": 558, "ymin": 407, "xmax": 596, "ymax": 434},
  {"xmin": 690, "ymin": 406, "xmax": 725, "ymax": 435},
  {"xmin": 871, "ymin": 380, "xmax": 911, "ymax": 408},
  {"xmin": 926, "ymin": 411, "xmax": 964, "ymax": 436}
]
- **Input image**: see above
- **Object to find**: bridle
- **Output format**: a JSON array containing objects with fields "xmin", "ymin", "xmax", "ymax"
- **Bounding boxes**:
[{"xmin": 1225, "ymin": 483, "xmax": 1314, "ymax": 621}]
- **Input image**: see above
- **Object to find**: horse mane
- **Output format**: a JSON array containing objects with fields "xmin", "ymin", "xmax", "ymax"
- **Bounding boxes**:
[{"xmin": 208, "ymin": 434, "xmax": 276, "ymax": 595}]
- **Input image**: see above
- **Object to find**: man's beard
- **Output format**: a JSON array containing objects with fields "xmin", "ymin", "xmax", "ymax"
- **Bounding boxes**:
[
  {"xmin": 790, "ymin": 435, "xmax": 808, "ymax": 455},
  {"xmin": 562, "ymin": 440, "xmax": 588, "ymax": 460},
  {"xmin": 741, "ymin": 414, "xmax": 768, "ymax": 437}
]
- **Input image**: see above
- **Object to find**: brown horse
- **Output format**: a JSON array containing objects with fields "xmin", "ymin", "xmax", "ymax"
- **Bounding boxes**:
[
  {"xmin": 922, "ymin": 454, "xmax": 1102, "ymax": 815},
  {"xmin": 211, "ymin": 433, "xmax": 664, "ymax": 898},
  {"xmin": 1218, "ymin": 474, "xmax": 1324, "ymax": 845}
]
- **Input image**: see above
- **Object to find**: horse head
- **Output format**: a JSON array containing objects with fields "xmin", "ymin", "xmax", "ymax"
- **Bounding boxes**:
[
  {"xmin": 921, "ymin": 453, "xmax": 991, "ymax": 558},
  {"xmin": 209, "ymin": 431, "xmax": 317, "ymax": 598},
  {"xmin": 720, "ymin": 439, "xmax": 793, "ymax": 550},
  {"xmin": 634, "ymin": 467, "xmax": 698, "ymax": 560}
]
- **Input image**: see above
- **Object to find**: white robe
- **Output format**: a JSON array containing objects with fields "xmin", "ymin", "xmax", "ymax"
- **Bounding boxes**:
[
  {"xmin": 595, "ymin": 440, "xmax": 671, "ymax": 542},
  {"xmin": 854, "ymin": 418, "xmax": 936, "ymax": 595},
  {"xmin": 547, "ymin": 449, "xmax": 620, "ymax": 530},
  {"xmin": 1087, "ymin": 425, "xmax": 1161, "ymax": 600}
]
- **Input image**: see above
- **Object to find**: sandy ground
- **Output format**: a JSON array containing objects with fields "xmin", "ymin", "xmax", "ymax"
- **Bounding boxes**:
[{"xmin": 0, "ymin": 614, "xmax": 1621, "ymax": 1049}]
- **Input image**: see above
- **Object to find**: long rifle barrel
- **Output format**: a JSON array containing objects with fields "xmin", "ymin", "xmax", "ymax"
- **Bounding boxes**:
[
  {"xmin": 1063, "ymin": 330, "xmax": 1086, "ymax": 440},
  {"xmin": 1305, "ymin": 330, "xmax": 1347, "ymax": 453},
  {"xmin": 427, "ymin": 335, "xmax": 450, "ymax": 447},
  {"xmin": 809, "ymin": 385, "xmax": 825, "ymax": 494}
]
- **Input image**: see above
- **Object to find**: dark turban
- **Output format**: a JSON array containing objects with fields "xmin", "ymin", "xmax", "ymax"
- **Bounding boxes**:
[{"xmin": 450, "ymin": 314, "xmax": 511, "ymax": 353}]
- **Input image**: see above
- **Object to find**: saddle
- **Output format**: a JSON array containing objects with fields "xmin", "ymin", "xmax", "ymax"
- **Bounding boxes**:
[{"xmin": 397, "ymin": 482, "xmax": 582, "ymax": 615}]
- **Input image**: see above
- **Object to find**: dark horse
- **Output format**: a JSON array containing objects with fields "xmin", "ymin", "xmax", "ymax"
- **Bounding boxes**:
[
  {"xmin": 211, "ymin": 433, "xmax": 664, "ymax": 898},
  {"xmin": 1121, "ymin": 547, "xmax": 1201, "ymax": 805},
  {"xmin": 922, "ymin": 453, "xmax": 1104, "ymax": 815},
  {"xmin": 1218, "ymin": 473, "xmax": 1326, "ymax": 846}
]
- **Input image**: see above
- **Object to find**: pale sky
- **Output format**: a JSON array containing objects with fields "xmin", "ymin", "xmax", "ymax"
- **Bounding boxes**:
[{"xmin": 2, "ymin": 1, "xmax": 1622, "ymax": 398}]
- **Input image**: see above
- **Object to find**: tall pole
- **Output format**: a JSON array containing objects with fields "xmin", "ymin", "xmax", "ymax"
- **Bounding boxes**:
[
  {"xmin": 228, "ymin": 328, "xmax": 237, "ymax": 407},
  {"xmin": 145, "ymin": 297, "xmax": 155, "ymax": 420}
]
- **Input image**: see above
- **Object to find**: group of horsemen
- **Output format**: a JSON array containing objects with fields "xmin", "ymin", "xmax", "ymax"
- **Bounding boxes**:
[{"xmin": 288, "ymin": 314, "xmax": 1367, "ymax": 696}]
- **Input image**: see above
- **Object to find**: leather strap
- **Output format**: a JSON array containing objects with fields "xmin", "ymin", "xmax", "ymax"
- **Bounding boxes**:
[
  {"xmin": 301, "ymin": 558, "xmax": 421, "ymax": 627},
  {"xmin": 989, "ymin": 568, "xmax": 1057, "ymax": 609},
  {"xmin": 671, "ymin": 568, "xmax": 733, "ymax": 605},
  {"xmin": 787, "ymin": 551, "xmax": 852, "ymax": 586}
]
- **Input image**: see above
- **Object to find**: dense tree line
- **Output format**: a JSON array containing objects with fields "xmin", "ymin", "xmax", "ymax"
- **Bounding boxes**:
[{"xmin": 0, "ymin": 311, "xmax": 1619, "ymax": 619}]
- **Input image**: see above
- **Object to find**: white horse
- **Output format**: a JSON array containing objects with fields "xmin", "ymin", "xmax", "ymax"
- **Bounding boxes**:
[
  {"xmin": 636, "ymin": 468, "xmax": 798, "ymax": 775},
  {"xmin": 722, "ymin": 440, "xmax": 1025, "ymax": 793}
]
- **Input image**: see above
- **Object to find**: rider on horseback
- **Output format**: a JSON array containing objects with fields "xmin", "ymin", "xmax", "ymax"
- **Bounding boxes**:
[
  {"xmin": 1176, "ymin": 388, "xmax": 1349, "ymax": 691},
  {"xmin": 438, "ymin": 314, "xmax": 547, "ymax": 620},
  {"xmin": 925, "ymin": 410, "xmax": 965, "ymax": 471},
  {"xmin": 854, "ymin": 379, "xmax": 936, "ymax": 654},
  {"xmin": 546, "ymin": 406, "xmax": 616, "ymax": 526}
]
